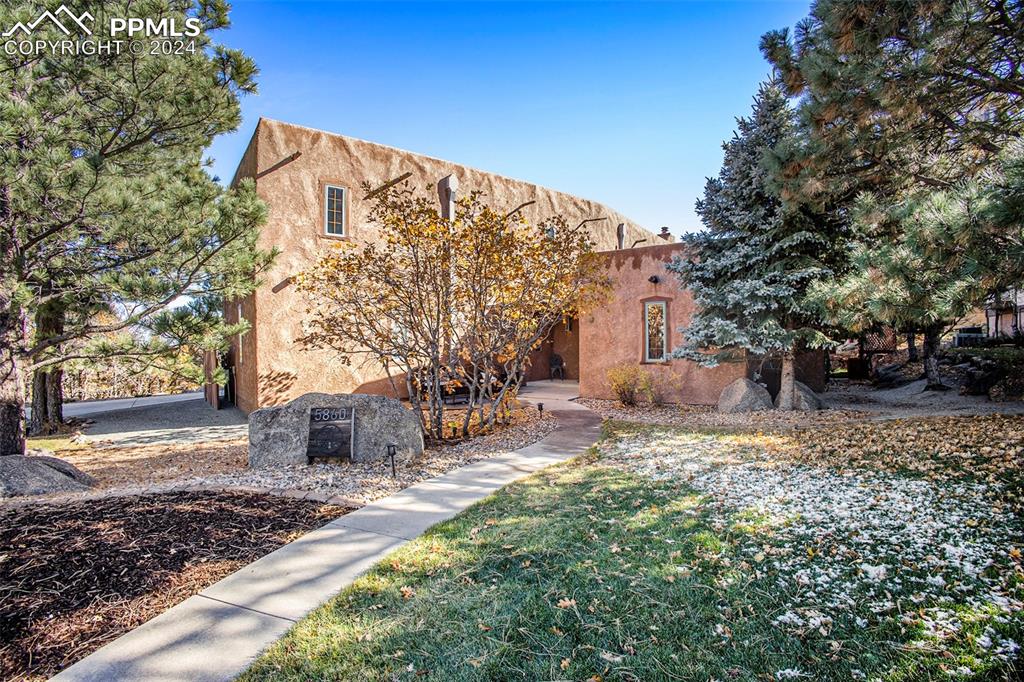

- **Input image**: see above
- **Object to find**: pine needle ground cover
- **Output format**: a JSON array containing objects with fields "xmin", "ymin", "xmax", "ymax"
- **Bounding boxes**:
[
  {"xmin": 244, "ymin": 418, "xmax": 1023, "ymax": 681},
  {"xmin": 0, "ymin": 492, "xmax": 350, "ymax": 681}
]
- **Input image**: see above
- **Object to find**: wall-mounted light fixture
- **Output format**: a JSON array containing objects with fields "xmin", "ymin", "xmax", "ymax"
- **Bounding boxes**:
[{"xmin": 648, "ymin": 275, "xmax": 660, "ymax": 284}]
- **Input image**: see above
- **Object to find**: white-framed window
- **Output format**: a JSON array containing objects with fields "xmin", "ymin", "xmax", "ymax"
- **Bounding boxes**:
[
  {"xmin": 324, "ymin": 185, "xmax": 347, "ymax": 236},
  {"xmin": 236, "ymin": 303, "xmax": 244, "ymax": 365},
  {"xmin": 644, "ymin": 301, "xmax": 667, "ymax": 362}
]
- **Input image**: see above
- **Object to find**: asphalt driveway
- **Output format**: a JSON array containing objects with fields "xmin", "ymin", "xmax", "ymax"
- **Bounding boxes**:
[{"xmin": 81, "ymin": 396, "xmax": 248, "ymax": 447}]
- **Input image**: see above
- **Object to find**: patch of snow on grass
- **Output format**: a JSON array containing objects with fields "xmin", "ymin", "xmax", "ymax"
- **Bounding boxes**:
[{"xmin": 601, "ymin": 429, "xmax": 1024, "ymax": 673}]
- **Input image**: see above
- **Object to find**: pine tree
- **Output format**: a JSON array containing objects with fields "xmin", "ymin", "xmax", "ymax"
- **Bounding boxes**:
[
  {"xmin": 761, "ymin": 0, "xmax": 1024, "ymax": 209},
  {"xmin": 813, "ymin": 141, "xmax": 1024, "ymax": 389},
  {"xmin": 761, "ymin": 0, "xmax": 1024, "ymax": 386},
  {"xmin": 0, "ymin": 0, "xmax": 273, "ymax": 453},
  {"xmin": 667, "ymin": 81, "xmax": 836, "ymax": 410}
]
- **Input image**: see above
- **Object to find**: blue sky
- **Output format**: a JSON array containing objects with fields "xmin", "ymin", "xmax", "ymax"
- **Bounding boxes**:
[{"xmin": 207, "ymin": 1, "xmax": 811, "ymax": 234}]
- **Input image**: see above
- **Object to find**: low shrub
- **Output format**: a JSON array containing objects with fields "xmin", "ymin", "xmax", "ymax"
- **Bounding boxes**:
[{"xmin": 606, "ymin": 364, "xmax": 653, "ymax": 406}]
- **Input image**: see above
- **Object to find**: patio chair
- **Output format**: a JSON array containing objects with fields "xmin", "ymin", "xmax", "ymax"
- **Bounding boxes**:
[{"xmin": 550, "ymin": 353, "xmax": 565, "ymax": 380}]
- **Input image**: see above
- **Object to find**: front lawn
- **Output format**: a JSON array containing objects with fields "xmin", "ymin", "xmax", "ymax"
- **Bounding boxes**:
[{"xmin": 243, "ymin": 418, "xmax": 1024, "ymax": 681}]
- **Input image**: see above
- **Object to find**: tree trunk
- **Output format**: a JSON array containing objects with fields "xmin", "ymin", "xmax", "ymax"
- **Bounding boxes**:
[
  {"xmin": 922, "ymin": 325, "xmax": 948, "ymax": 390},
  {"xmin": 0, "ymin": 181, "xmax": 24, "ymax": 454},
  {"xmin": 0, "ymin": 304, "xmax": 26, "ymax": 455},
  {"xmin": 47, "ymin": 367, "xmax": 63, "ymax": 426},
  {"xmin": 28, "ymin": 302, "xmax": 66, "ymax": 435},
  {"xmin": 30, "ymin": 370, "xmax": 47, "ymax": 435},
  {"xmin": 405, "ymin": 371, "xmax": 428, "ymax": 438},
  {"xmin": 906, "ymin": 331, "xmax": 919, "ymax": 362},
  {"xmin": 0, "ymin": 349, "xmax": 25, "ymax": 455},
  {"xmin": 461, "ymin": 365, "xmax": 477, "ymax": 438},
  {"xmin": 29, "ymin": 368, "xmax": 63, "ymax": 436},
  {"xmin": 777, "ymin": 351, "xmax": 796, "ymax": 411}
]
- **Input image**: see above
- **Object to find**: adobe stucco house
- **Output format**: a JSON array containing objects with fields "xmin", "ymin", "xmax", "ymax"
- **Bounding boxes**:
[{"xmin": 213, "ymin": 118, "xmax": 821, "ymax": 413}]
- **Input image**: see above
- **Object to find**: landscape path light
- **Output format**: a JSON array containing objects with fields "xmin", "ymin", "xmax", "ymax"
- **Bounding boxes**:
[{"xmin": 386, "ymin": 443, "xmax": 397, "ymax": 478}]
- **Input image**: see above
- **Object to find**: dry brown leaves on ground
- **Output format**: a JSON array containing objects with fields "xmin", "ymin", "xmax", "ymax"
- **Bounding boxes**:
[
  {"xmin": 0, "ymin": 492, "xmax": 350, "ymax": 681},
  {"xmin": 780, "ymin": 414, "xmax": 1024, "ymax": 486},
  {"xmin": 577, "ymin": 398, "xmax": 873, "ymax": 429},
  {"xmin": 429, "ymin": 407, "xmax": 554, "ymax": 456},
  {"xmin": 56, "ymin": 438, "xmax": 247, "ymax": 489}
]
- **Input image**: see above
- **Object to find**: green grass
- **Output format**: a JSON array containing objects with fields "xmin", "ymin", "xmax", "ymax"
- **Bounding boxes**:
[
  {"xmin": 25, "ymin": 433, "xmax": 91, "ymax": 453},
  {"xmin": 242, "ymin": 433, "xmax": 1022, "ymax": 681}
]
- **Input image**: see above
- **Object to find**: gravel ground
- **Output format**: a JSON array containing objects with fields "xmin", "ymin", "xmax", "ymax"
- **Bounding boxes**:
[
  {"xmin": 824, "ymin": 379, "xmax": 1024, "ymax": 418},
  {"xmin": 176, "ymin": 409, "xmax": 559, "ymax": 504},
  {"xmin": 579, "ymin": 377, "xmax": 1024, "ymax": 430},
  {"xmin": 576, "ymin": 398, "xmax": 875, "ymax": 429},
  {"xmin": 26, "ymin": 409, "xmax": 559, "ymax": 507}
]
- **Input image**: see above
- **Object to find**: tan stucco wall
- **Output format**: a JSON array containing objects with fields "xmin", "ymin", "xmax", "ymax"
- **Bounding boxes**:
[
  {"xmin": 578, "ymin": 243, "xmax": 748, "ymax": 405},
  {"xmin": 230, "ymin": 118, "xmax": 659, "ymax": 411}
]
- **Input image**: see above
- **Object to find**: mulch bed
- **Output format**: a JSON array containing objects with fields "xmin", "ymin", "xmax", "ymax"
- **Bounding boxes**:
[{"xmin": 0, "ymin": 491, "xmax": 350, "ymax": 681}]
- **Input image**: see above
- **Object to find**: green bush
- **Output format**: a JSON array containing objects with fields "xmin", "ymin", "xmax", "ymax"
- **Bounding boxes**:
[{"xmin": 951, "ymin": 346, "xmax": 1024, "ymax": 371}]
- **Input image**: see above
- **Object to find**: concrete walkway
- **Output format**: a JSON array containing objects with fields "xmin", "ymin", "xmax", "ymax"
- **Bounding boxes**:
[{"xmin": 52, "ymin": 382, "xmax": 600, "ymax": 682}]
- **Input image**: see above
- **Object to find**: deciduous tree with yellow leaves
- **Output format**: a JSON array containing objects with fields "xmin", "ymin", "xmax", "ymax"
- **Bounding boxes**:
[{"xmin": 298, "ymin": 181, "xmax": 609, "ymax": 441}]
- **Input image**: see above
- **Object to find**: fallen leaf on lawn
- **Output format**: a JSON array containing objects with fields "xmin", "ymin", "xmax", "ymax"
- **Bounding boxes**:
[
  {"xmin": 560, "ymin": 658, "xmax": 571, "ymax": 670},
  {"xmin": 400, "ymin": 586, "xmax": 415, "ymax": 600},
  {"xmin": 557, "ymin": 597, "xmax": 577, "ymax": 609}
]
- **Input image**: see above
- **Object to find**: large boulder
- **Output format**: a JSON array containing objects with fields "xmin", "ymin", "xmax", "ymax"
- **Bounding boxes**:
[
  {"xmin": 249, "ymin": 392, "xmax": 424, "ymax": 468},
  {"xmin": 774, "ymin": 381, "xmax": 824, "ymax": 411},
  {"xmin": 718, "ymin": 378, "xmax": 774, "ymax": 413},
  {"xmin": 0, "ymin": 455, "xmax": 94, "ymax": 497}
]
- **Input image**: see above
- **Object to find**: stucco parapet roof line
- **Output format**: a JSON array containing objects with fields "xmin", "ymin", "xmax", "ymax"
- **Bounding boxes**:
[{"xmin": 256, "ymin": 117, "xmax": 648, "ymax": 227}]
